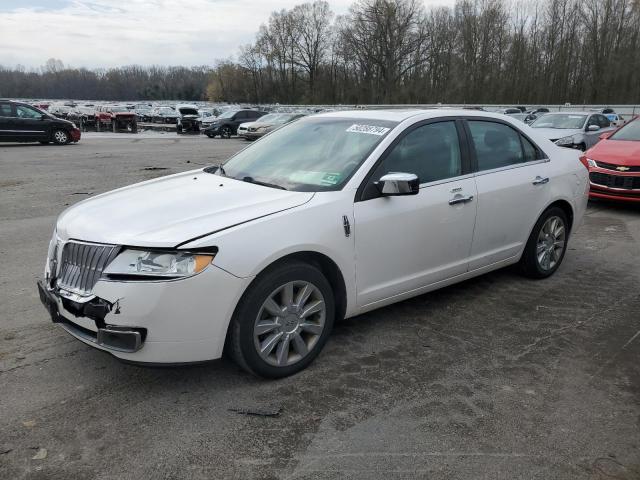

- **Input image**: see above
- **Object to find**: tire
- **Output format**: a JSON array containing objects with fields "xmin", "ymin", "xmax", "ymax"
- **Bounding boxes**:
[
  {"xmin": 228, "ymin": 261, "xmax": 335, "ymax": 378},
  {"xmin": 205, "ymin": 132, "xmax": 214, "ymax": 138},
  {"xmin": 221, "ymin": 126, "xmax": 232, "ymax": 139},
  {"xmin": 519, "ymin": 207, "xmax": 569, "ymax": 279},
  {"xmin": 52, "ymin": 129, "xmax": 70, "ymax": 145},
  {"xmin": 578, "ymin": 143, "xmax": 586, "ymax": 151}
]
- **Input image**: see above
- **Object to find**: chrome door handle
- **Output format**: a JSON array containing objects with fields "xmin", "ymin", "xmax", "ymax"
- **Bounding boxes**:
[
  {"xmin": 449, "ymin": 194, "xmax": 474, "ymax": 205},
  {"xmin": 533, "ymin": 176, "xmax": 549, "ymax": 185}
]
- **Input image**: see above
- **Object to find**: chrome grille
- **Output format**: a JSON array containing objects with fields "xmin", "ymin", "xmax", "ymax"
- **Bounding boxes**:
[{"xmin": 57, "ymin": 241, "xmax": 120, "ymax": 296}]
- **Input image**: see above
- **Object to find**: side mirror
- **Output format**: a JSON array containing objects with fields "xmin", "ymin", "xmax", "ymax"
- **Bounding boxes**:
[
  {"xmin": 599, "ymin": 131, "xmax": 614, "ymax": 140},
  {"xmin": 376, "ymin": 172, "xmax": 419, "ymax": 196},
  {"xmin": 587, "ymin": 124, "xmax": 600, "ymax": 132}
]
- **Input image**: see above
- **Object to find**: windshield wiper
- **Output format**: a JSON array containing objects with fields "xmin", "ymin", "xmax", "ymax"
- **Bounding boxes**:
[{"xmin": 241, "ymin": 176, "xmax": 287, "ymax": 190}]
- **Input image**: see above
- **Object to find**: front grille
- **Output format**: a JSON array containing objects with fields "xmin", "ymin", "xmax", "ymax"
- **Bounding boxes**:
[
  {"xmin": 57, "ymin": 241, "xmax": 120, "ymax": 296},
  {"xmin": 590, "ymin": 172, "xmax": 640, "ymax": 190},
  {"xmin": 595, "ymin": 161, "xmax": 640, "ymax": 172}
]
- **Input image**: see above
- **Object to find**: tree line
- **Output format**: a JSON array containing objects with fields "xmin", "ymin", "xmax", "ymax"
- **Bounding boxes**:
[{"xmin": 2, "ymin": 0, "xmax": 639, "ymax": 105}]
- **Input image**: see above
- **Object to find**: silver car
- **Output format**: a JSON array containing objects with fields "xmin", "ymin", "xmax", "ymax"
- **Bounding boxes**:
[{"xmin": 530, "ymin": 112, "xmax": 615, "ymax": 151}]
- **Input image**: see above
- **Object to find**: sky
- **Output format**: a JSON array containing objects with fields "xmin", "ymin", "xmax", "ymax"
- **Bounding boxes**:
[{"xmin": 0, "ymin": 0, "xmax": 456, "ymax": 69}]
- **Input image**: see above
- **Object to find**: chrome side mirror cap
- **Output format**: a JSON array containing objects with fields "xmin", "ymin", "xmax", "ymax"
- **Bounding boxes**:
[
  {"xmin": 377, "ymin": 172, "xmax": 419, "ymax": 196},
  {"xmin": 587, "ymin": 124, "xmax": 600, "ymax": 132}
]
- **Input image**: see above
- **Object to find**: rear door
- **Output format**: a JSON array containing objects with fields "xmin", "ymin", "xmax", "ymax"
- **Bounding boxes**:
[
  {"xmin": 466, "ymin": 119, "xmax": 552, "ymax": 270},
  {"xmin": 13, "ymin": 104, "xmax": 49, "ymax": 140}
]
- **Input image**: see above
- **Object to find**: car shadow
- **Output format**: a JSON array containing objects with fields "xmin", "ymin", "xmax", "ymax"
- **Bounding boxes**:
[{"xmin": 588, "ymin": 198, "xmax": 640, "ymax": 214}]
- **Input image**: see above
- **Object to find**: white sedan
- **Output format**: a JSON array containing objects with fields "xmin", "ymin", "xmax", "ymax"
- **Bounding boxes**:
[{"xmin": 38, "ymin": 110, "xmax": 589, "ymax": 377}]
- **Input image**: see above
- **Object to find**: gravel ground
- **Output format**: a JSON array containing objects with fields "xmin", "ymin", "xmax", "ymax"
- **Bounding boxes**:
[{"xmin": 0, "ymin": 135, "xmax": 639, "ymax": 480}]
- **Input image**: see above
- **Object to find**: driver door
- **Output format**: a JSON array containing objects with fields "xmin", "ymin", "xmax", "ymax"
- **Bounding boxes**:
[{"xmin": 353, "ymin": 120, "xmax": 478, "ymax": 307}]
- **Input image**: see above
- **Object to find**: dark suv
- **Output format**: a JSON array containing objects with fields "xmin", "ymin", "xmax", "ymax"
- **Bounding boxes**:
[
  {"xmin": 204, "ymin": 109, "xmax": 266, "ymax": 138},
  {"xmin": 0, "ymin": 100, "xmax": 81, "ymax": 145}
]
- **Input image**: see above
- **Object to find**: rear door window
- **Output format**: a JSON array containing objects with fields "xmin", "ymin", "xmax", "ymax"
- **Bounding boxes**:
[{"xmin": 468, "ymin": 121, "xmax": 540, "ymax": 171}]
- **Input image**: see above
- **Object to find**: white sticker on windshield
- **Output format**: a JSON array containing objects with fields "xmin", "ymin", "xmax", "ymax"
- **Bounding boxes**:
[{"xmin": 346, "ymin": 124, "xmax": 390, "ymax": 136}]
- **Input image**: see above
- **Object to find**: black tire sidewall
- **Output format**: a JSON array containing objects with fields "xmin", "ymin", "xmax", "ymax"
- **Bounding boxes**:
[
  {"xmin": 521, "ymin": 207, "xmax": 569, "ymax": 278},
  {"xmin": 232, "ymin": 262, "xmax": 335, "ymax": 378}
]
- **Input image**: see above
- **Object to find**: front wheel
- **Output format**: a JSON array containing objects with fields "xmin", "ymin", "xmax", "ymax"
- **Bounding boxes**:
[
  {"xmin": 519, "ymin": 207, "xmax": 569, "ymax": 279},
  {"xmin": 228, "ymin": 261, "xmax": 335, "ymax": 378},
  {"xmin": 52, "ymin": 129, "xmax": 70, "ymax": 145},
  {"xmin": 221, "ymin": 126, "xmax": 232, "ymax": 139}
]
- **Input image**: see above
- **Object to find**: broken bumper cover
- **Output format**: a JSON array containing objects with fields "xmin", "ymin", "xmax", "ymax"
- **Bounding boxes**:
[
  {"xmin": 38, "ymin": 280, "xmax": 144, "ymax": 353},
  {"xmin": 36, "ymin": 265, "xmax": 251, "ymax": 363}
]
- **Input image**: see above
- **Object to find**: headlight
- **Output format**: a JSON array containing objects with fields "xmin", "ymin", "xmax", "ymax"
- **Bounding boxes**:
[
  {"xmin": 103, "ymin": 249, "xmax": 215, "ymax": 279},
  {"xmin": 256, "ymin": 126, "xmax": 268, "ymax": 133},
  {"xmin": 555, "ymin": 135, "xmax": 575, "ymax": 146},
  {"xmin": 586, "ymin": 158, "xmax": 598, "ymax": 168}
]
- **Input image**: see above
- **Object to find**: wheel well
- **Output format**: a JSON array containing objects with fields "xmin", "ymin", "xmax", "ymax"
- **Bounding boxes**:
[
  {"xmin": 547, "ymin": 200, "xmax": 574, "ymax": 233},
  {"xmin": 261, "ymin": 251, "xmax": 348, "ymax": 321}
]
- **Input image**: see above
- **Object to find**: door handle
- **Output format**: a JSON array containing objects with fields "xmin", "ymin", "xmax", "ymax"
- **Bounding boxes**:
[
  {"xmin": 449, "ymin": 194, "xmax": 474, "ymax": 205},
  {"xmin": 532, "ymin": 176, "xmax": 549, "ymax": 185}
]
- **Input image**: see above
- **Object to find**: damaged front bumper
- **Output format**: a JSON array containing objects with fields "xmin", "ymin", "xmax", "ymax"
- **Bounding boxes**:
[
  {"xmin": 37, "ymin": 280, "xmax": 145, "ymax": 353},
  {"xmin": 37, "ymin": 261, "xmax": 251, "ymax": 364}
]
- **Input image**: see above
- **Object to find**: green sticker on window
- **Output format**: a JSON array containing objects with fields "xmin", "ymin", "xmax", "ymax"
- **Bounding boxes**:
[
  {"xmin": 289, "ymin": 171, "xmax": 342, "ymax": 186},
  {"xmin": 321, "ymin": 173, "xmax": 341, "ymax": 185}
]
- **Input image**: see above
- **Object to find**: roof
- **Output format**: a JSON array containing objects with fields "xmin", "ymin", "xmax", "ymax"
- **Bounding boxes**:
[
  {"xmin": 537, "ymin": 111, "xmax": 593, "ymax": 116},
  {"xmin": 314, "ymin": 108, "xmax": 520, "ymax": 123}
]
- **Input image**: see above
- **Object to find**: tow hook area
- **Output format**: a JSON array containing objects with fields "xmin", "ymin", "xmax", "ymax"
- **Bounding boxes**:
[{"xmin": 37, "ymin": 281, "xmax": 146, "ymax": 353}]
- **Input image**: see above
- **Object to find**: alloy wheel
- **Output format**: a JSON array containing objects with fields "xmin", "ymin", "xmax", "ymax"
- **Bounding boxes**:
[
  {"xmin": 253, "ymin": 281, "xmax": 326, "ymax": 367},
  {"xmin": 536, "ymin": 215, "xmax": 566, "ymax": 271},
  {"xmin": 54, "ymin": 130, "xmax": 68, "ymax": 144}
]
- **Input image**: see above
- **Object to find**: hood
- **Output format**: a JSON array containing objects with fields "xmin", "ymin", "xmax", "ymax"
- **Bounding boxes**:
[
  {"xmin": 531, "ymin": 127, "xmax": 582, "ymax": 140},
  {"xmin": 588, "ymin": 139, "xmax": 640, "ymax": 165},
  {"xmin": 56, "ymin": 170, "xmax": 314, "ymax": 248}
]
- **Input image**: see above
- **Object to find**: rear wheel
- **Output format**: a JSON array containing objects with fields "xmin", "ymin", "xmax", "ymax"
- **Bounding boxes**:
[
  {"xmin": 52, "ymin": 129, "xmax": 70, "ymax": 145},
  {"xmin": 228, "ymin": 261, "xmax": 335, "ymax": 378},
  {"xmin": 221, "ymin": 126, "xmax": 232, "ymax": 139},
  {"xmin": 519, "ymin": 207, "xmax": 569, "ymax": 279}
]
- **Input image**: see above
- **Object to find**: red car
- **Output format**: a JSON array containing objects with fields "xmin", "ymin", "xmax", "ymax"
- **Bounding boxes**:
[{"xmin": 580, "ymin": 117, "xmax": 640, "ymax": 202}]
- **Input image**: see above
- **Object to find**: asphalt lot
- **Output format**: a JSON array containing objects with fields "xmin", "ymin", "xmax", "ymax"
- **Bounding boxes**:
[{"xmin": 1, "ymin": 134, "xmax": 639, "ymax": 480}]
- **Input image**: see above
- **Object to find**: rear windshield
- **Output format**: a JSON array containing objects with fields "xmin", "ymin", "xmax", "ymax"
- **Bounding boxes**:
[
  {"xmin": 611, "ymin": 119, "xmax": 640, "ymax": 141},
  {"xmin": 179, "ymin": 108, "xmax": 199, "ymax": 115},
  {"xmin": 531, "ymin": 114, "xmax": 587, "ymax": 129}
]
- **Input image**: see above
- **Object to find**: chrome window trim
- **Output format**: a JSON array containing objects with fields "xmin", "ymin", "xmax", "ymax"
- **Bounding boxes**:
[
  {"xmin": 418, "ymin": 172, "xmax": 475, "ymax": 189},
  {"xmin": 472, "ymin": 158, "xmax": 550, "ymax": 178}
]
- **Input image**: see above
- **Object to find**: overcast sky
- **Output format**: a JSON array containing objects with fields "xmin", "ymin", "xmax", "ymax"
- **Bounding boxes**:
[{"xmin": 0, "ymin": 0, "xmax": 456, "ymax": 69}]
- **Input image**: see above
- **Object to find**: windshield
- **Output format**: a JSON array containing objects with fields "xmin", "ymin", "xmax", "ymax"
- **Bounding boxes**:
[
  {"xmin": 531, "ymin": 114, "xmax": 586, "ymax": 129},
  {"xmin": 256, "ymin": 113, "xmax": 285, "ymax": 123},
  {"xmin": 218, "ymin": 110, "xmax": 237, "ymax": 119},
  {"xmin": 611, "ymin": 119, "xmax": 640, "ymax": 141},
  {"xmin": 213, "ymin": 117, "xmax": 397, "ymax": 191},
  {"xmin": 179, "ymin": 108, "xmax": 199, "ymax": 115}
]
